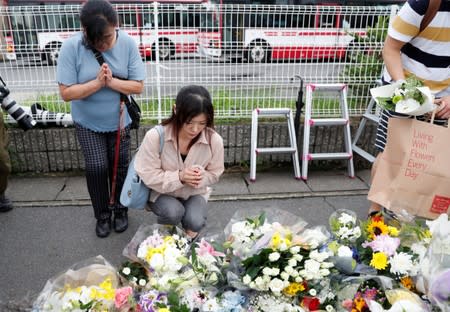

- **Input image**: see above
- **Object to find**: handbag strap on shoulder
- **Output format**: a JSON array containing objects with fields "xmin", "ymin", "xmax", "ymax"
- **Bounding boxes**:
[{"xmin": 155, "ymin": 125, "xmax": 164, "ymax": 154}]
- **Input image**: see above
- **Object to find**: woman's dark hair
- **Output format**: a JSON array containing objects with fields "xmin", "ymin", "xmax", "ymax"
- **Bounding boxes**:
[
  {"xmin": 80, "ymin": 0, "xmax": 118, "ymax": 48},
  {"xmin": 162, "ymin": 85, "xmax": 214, "ymax": 140}
]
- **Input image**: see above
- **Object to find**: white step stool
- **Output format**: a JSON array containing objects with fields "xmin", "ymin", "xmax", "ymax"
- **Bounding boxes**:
[
  {"xmin": 250, "ymin": 108, "xmax": 301, "ymax": 182},
  {"xmin": 352, "ymin": 80, "xmax": 382, "ymax": 163},
  {"xmin": 302, "ymin": 83, "xmax": 354, "ymax": 180}
]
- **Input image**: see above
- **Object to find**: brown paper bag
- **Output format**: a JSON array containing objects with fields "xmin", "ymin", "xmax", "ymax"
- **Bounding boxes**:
[{"xmin": 368, "ymin": 117, "xmax": 450, "ymax": 219}]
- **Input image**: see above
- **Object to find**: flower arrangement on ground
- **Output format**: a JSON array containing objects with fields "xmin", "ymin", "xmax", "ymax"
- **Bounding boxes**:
[{"xmin": 358, "ymin": 214, "xmax": 429, "ymax": 284}]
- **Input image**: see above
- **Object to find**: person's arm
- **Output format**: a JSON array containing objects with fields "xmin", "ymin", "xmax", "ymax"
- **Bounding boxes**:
[
  {"xmin": 106, "ymin": 76, "xmax": 144, "ymax": 95},
  {"xmin": 135, "ymin": 128, "xmax": 185, "ymax": 194},
  {"xmin": 196, "ymin": 132, "xmax": 225, "ymax": 188},
  {"xmin": 58, "ymin": 65, "xmax": 107, "ymax": 101},
  {"xmin": 382, "ymin": 35, "xmax": 407, "ymax": 82}
]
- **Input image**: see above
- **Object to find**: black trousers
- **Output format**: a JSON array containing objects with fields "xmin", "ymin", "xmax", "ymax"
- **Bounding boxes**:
[{"xmin": 75, "ymin": 123, "xmax": 130, "ymax": 220}]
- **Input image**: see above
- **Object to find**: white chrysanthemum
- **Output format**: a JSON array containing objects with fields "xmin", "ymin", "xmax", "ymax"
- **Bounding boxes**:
[
  {"xmin": 302, "ymin": 259, "xmax": 321, "ymax": 279},
  {"xmin": 122, "ymin": 267, "xmax": 131, "ymax": 275},
  {"xmin": 338, "ymin": 213, "xmax": 355, "ymax": 225},
  {"xmin": 290, "ymin": 246, "xmax": 301, "ymax": 254},
  {"xmin": 337, "ymin": 245, "xmax": 353, "ymax": 257},
  {"xmin": 309, "ymin": 249, "xmax": 329, "ymax": 262},
  {"xmin": 150, "ymin": 253, "xmax": 164, "ymax": 270},
  {"xmin": 243, "ymin": 274, "xmax": 252, "ymax": 284},
  {"xmin": 280, "ymin": 272, "xmax": 289, "ymax": 281},
  {"xmin": 269, "ymin": 252, "xmax": 281, "ymax": 262},
  {"xmin": 268, "ymin": 278, "xmax": 286, "ymax": 294},
  {"xmin": 288, "ymin": 258, "xmax": 297, "ymax": 267},
  {"xmin": 138, "ymin": 279, "xmax": 147, "ymax": 286},
  {"xmin": 390, "ymin": 252, "xmax": 415, "ymax": 276},
  {"xmin": 263, "ymin": 267, "xmax": 272, "ymax": 276}
]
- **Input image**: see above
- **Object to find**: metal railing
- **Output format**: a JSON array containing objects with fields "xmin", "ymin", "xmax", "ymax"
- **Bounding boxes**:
[{"xmin": 0, "ymin": 3, "xmax": 398, "ymax": 123}]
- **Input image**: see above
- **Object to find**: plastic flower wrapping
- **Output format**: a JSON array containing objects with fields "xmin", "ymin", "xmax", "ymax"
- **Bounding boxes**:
[
  {"xmin": 370, "ymin": 76, "xmax": 436, "ymax": 116},
  {"xmin": 32, "ymin": 255, "xmax": 124, "ymax": 312},
  {"xmin": 32, "ymin": 209, "xmax": 450, "ymax": 312}
]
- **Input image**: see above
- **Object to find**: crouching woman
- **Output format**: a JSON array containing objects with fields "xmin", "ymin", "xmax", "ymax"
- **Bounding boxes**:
[{"xmin": 134, "ymin": 85, "xmax": 224, "ymax": 239}]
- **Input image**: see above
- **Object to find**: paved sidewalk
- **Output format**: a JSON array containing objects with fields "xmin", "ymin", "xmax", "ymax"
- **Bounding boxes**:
[
  {"xmin": 7, "ymin": 168, "xmax": 371, "ymax": 206},
  {"xmin": 1, "ymin": 167, "xmax": 373, "ymax": 308}
]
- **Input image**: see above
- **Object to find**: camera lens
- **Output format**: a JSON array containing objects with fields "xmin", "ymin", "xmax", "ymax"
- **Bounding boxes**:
[{"xmin": 1, "ymin": 96, "xmax": 36, "ymax": 131}]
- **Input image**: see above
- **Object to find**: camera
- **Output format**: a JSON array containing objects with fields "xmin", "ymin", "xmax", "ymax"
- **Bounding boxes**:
[
  {"xmin": 0, "ymin": 76, "xmax": 36, "ymax": 131},
  {"xmin": 30, "ymin": 103, "xmax": 73, "ymax": 127}
]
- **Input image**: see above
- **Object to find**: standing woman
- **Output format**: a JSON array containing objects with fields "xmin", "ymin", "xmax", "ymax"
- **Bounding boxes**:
[
  {"xmin": 134, "ymin": 85, "xmax": 224, "ymax": 240},
  {"xmin": 56, "ymin": 0, "xmax": 146, "ymax": 237}
]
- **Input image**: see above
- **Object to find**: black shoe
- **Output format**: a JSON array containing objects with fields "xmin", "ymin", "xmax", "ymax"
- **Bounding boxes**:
[
  {"xmin": 0, "ymin": 194, "xmax": 13, "ymax": 213},
  {"xmin": 113, "ymin": 211, "xmax": 128, "ymax": 233},
  {"xmin": 96, "ymin": 219, "xmax": 111, "ymax": 238}
]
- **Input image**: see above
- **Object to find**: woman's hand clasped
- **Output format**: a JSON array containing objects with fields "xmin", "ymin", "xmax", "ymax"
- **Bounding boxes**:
[{"xmin": 179, "ymin": 166, "xmax": 203, "ymax": 188}]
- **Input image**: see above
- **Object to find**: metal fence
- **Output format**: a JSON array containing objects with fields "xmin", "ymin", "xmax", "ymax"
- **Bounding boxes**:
[{"xmin": 0, "ymin": 3, "xmax": 398, "ymax": 123}]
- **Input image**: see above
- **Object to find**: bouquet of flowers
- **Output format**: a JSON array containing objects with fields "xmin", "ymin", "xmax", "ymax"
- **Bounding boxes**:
[
  {"xmin": 118, "ymin": 260, "xmax": 150, "ymax": 290},
  {"xmin": 370, "ymin": 76, "xmax": 436, "ymax": 116},
  {"xmin": 416, "ymin": 214, "xmax": 450, "ymax": 310},
  {"xmin": 123, "ymin": 224, "xmax": 190, "ymax": 291},
  {"xmin": 32, "ymin": 255, "xmax": 120, "ymax": 312},
  {"xmin": 326, "ymin": 209, "xmax": 363, "ymax": 275},
  {"xmin": 357, "ymin": 214, "xmax": 428, "ymax": 283},
  {"xmin": 245, "ymin": 292, "xmax": 305, "ymax": 312},
  {"xmin": 223, "ymin": 208, "xmax": 309, "ymax": 260}
]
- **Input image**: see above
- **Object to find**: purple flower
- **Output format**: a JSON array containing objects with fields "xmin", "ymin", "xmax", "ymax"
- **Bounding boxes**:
[
  {"xmin": 139, "ymin": 290, "xmax": 168, "ymax": 312},
  {"xmin": 430, "ymin": 269, "xmax": 450, "ymax": 303}
]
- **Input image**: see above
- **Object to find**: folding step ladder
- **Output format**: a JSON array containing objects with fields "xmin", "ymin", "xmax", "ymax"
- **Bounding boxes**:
[
  {"xmin": 352, "ymin": 97, "xmax": 379, "ymax": 163},
  {"xmin": 302, "ymin": 83, "xmax": 354, "ymax": 180},
  {"xmin": 250, "ymin": 108, "xmax": 301, "ymax": 182},
  {"xmin": 352, "ymin": 80, "xmax": 382, "ymax": 163}
]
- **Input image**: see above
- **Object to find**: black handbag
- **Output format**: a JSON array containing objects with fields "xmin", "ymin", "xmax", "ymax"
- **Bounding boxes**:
[
  {"xmin": 92, "ymin": 48, "xmax": 141, "ymax": 129},
  {"xmin": 121, "ymin": 94, "xmax": 141, "ymax": 129}
]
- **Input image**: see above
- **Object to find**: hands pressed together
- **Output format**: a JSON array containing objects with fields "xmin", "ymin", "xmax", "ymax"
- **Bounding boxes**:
[
  {"xmin": 435, "ymin": 96, "xmax": 450, "ymax": 119},
  {"xmin": 96, "ymin": 63, "xmax": 113, "ymax": 88},
  {"xmin": 179, "ymin": 165, "xmax": 204, "ymax": 188}
]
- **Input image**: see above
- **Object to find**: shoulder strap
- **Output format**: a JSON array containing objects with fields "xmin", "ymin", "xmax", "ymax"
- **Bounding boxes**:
[
  {"xmin": 91, "ymin": 48, "xmax": 105, "ymax": 65},
  {"xmin": 420, "ymin": 0, "xmax": 441, "ymax": 32},
  {"xmin": 154, "ymin": 125, "xmax": 164, "ymax": 154}
]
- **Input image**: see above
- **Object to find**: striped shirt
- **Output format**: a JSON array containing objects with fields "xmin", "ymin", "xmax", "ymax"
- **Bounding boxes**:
[{"xmin": 383, "ymin": 0, "xmax": 450, "ymax": 97}]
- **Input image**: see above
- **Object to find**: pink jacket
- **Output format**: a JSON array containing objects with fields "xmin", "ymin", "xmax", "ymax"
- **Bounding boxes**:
[{"xmin": 134, "ymin": 124, "xmax": 224, "ymax": 202}]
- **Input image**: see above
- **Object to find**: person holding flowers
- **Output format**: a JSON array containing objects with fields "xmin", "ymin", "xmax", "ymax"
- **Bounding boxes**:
[
  {"xmin": 369, "ymin": 0, "xmax": 450, "ymax": 216},
  {"xmin": 134, "ymin": 85, "xmax": 224, "ymax": 240}
]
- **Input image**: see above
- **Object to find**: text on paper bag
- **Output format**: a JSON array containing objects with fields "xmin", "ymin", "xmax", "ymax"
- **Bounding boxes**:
[{"xmin": 405, "ymin": 129, "xmax": 436, "ymax": 180}]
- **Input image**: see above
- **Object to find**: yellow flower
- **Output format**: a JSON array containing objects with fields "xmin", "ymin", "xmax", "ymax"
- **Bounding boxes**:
[
  {"xmin": 282, "ymin": 282, "xmax": 305, "ymax": 296},
  {"xmin": 423, "ymin": 229, "xmax": 432, "ymax": 239},
  {"xmin": 146, "ymin": 247, "xmax": 163, "ymax": 262},
  {"xmin": 158, "ymin": 308, "xmax": 170, "ymax": 312},
  {"xmin": 370, "ymin": 252, "xmax": 388, "ymax": 270},
  {"xmin": 366, "ymin": 220, "xmax": 389, "ymax": 239},
  {"xmin": 388, "ymin": 226, "xmax": 399, "ymax": 237},
  {"xmin": 90, "ymin": 278, "xmax": 115, "ymax": 301},
  {"xmin": 271, "ymin": 232, "xmax": 281, "ymax": 249},
  {"xmin": 283, "ymin": 237, "xmax": 292, "ymax": 248}
]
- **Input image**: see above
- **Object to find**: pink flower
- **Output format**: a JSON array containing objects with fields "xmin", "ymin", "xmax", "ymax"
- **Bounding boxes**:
[
  {"xmin": 115, "ymin": 286, "xmax": 133, "ymax": 308},
  {"xmin": 342, "ymin": 299, "xmax": 353, "ymax": 310},
  {"xmin": 362, "ymin": 234, "xmax": 400, "ymax": 256},
  {"xmin": 196, "ymin": 238, "xmax": 225, "ymax": 257}
]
